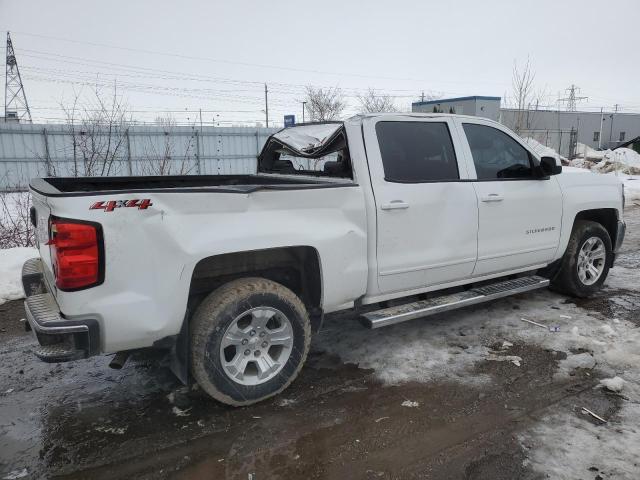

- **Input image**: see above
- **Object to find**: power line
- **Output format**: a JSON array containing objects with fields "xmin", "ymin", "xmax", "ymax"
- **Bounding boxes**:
[
  {"xmin": 10, "ymin": 50, "xmax": 453, "ymax": 97},
  {"xmin": 2, "ymin": 30, "xmax": 511, "ymax": 87}
]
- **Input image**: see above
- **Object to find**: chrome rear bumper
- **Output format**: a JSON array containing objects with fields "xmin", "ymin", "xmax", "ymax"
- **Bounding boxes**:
[{"xmin": 22, "ymin": 258, "xmax": 100, "ymax": 362}]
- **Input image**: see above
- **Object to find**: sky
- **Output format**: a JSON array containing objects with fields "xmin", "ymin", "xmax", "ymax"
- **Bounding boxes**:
[{"xmin": 1, "ymin": 0, "xmax": 639, "ymax": 127}]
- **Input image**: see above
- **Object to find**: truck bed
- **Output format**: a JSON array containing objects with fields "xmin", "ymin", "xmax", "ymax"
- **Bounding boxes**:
[{"xmin": 29, "ymin": 174, "xmax": 353, "ymax": 197}]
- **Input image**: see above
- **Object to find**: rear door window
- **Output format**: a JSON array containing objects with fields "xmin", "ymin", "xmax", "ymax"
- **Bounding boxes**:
[
  {"xmin": 463, "ymin": 123, "xmax": 534, "ymax": 180},
  {"xmin": 376, "ymin": 121, "xmax": 459, "ymax": 182}
]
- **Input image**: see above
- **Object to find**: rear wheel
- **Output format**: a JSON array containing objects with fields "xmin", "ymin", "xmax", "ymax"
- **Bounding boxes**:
[
  {"xmin": 190, "ymin": 277, "xmax": 311, "ymax": 406},
  {"xmin": 552, "ymin": 220, "xmax": 612, "ymax": 298}
]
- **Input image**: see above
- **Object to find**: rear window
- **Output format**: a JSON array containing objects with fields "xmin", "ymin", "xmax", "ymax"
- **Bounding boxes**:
[
  {"xmin": 258, "ymin": 123, "xmax": 352, "ymax": 178},
  {"xmin": 375, "ymin": 121, "xmax": 459, "ymax": 182}
]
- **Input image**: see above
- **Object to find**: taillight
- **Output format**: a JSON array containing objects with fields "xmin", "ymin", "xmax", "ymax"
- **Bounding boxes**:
[{"xmin": 48, "ymin": 217, "xmax": 103, "ymax": 290}]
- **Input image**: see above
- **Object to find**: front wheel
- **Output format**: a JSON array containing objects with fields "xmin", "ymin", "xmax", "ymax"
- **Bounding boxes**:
[
  {"xmin": 191, "ymin": 277, "xmax": 311, "ymax": 406},
  {"xmin": 552, "ymin": 220, "xmax": 612, "ymax": 298}
]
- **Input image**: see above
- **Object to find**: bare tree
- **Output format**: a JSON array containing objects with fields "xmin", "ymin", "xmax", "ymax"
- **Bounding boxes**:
[
  {"xmin": 0, "ymin": 187, "xmax": 34, "ymax": 248},
  {"xmin": 304, "ymin": 86, "xmax": 347, "ymax": 121},
  {"xmin": 61, "ymin": 83, "xmax": 131, "ymax": 177},
  {"xmin": 137, "ymin": 114, "xmax": 198, "ymax": 176},
  {"xmin": 508, "ymin": 58, "xmax": 546, "ymax": 134},
  {"xmin": 357, "ymin": 88, "xmax": 398, "ymax": 113}
]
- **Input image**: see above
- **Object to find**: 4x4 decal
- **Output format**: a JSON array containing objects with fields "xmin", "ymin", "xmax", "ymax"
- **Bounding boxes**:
[{"xmin": 90, "ymin": 199, "xmax": 153, "ymax": 212}]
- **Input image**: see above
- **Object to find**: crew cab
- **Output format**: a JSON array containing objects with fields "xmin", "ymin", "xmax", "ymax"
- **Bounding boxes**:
[{"xmin": 23, "ymin": 113, "xmax": 626, "ymax": 406}]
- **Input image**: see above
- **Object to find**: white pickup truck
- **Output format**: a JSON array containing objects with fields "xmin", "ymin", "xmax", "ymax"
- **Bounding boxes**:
[{"xmin": 23, "ymin": 113, "xmax": 626, "ymax": 406}]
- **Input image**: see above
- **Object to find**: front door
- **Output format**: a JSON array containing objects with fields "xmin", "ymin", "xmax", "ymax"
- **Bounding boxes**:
[
  {"xmin": 363, "ymin": 116, "xmax": 479, "ymax": 294},
  {"xmin": 457, "ymin": 120, "xmax": 563, "ymax": 276}
]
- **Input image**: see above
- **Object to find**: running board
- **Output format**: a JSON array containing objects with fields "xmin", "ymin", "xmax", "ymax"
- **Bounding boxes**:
[{"xmin": 362, "ymin": 275, "xmax": 550, "ymax": 329}]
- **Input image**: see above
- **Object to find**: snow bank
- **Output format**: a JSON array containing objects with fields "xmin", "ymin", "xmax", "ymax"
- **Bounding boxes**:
[
  {"xmin": 591, "ymin": 149, "xmax": 640, "ymax": 175},
  {"xmin": 0, "ymin": 247, "xmax": 38, "ymax": 305},
  {"xmin": 607, "ymin": 148, "xmax": 640, "ymax": 169},
  {"xmin": 575, "ymin": 142, "xmax": 606, "ymax": 161},
  {"xmin": 570, "ymin": 147, "xmax": 640, "ymax": 175}
]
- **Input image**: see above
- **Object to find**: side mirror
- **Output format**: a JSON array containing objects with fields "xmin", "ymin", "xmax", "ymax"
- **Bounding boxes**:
[{"xmin": 540, "ymin": 156, "xmax": 562, "ymax": 176}]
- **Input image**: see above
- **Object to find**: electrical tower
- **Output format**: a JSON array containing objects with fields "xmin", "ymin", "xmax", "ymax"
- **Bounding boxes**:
[
  {"xmin": 558, "ymin": 84, "xmax": 587, "ymax": 112},
  {"xmin": 4, "ymin": 32, "xmax": 32, "ymax": 123}
]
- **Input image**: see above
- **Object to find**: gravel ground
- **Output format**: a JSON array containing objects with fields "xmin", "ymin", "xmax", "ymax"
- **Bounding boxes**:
[{"xmin": 1, "ymin": 207, "xmax": 638, "ymax": 480}]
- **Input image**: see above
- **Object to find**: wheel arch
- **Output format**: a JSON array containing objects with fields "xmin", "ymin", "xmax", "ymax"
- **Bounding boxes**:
[
  {"xmin": 573, "ymin": 208, "xmax": 620, "ymax": 247},
  {"xmin": 188, "ymin": 246, "xmax": 324, "ymax": 332},
  {"xmin": 162, "ymin": 246, "xmax": 323, "ymax": 385}
]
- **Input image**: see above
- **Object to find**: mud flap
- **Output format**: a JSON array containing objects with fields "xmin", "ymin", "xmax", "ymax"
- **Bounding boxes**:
[{"xmin": 169, "ymin": 311, "xmax": 190, "ymax": 385}]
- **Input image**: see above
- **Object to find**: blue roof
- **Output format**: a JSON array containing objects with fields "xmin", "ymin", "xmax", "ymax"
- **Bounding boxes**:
[{"xmin": 412, "ymin": 95, "xmax": 501, "ymax": 106}]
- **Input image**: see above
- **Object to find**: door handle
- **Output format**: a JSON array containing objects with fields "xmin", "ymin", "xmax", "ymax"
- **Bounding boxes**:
[
  {"xmin": 481, "ymin": 193, "xmax": 504, "ymax": 202},
  {"xmin": 381, "ymin": 200, "xmax": 409, "ymax": 210}
]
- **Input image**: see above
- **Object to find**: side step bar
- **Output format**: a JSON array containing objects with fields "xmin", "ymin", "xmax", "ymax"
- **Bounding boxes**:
[{"xmin": 362, "ymin": 275, "xmax": 550, "ymax": 329}]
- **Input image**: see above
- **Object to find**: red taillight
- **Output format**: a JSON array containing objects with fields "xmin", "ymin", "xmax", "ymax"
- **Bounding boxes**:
[{"xmin": 48, "ymin": 218, "xmax": 103, "ymax": 290}]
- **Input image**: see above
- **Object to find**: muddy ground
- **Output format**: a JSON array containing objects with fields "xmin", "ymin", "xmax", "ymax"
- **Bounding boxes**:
[{"xmin": 1, "ymin": 207, "xmax": 639, "ymax": 480}]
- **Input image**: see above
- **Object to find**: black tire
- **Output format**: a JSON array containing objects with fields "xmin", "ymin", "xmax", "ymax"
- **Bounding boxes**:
[
  {"xmin": 552, "ymin": 220, "xmax": 612, "ymax": 298},
  {"xmin": 190, "ymin": 277, "xmax": 311, "ymax": 406}
]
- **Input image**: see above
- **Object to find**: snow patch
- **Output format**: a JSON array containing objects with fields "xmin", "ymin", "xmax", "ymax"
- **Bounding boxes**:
[
  {"xmin": 401, "ymin": 400, "xmax": 419, "ymax": 408},
  {"xmin": 486, "ymin": 354, "xmax": 522, "ymax": 366},
  {"xmin": 276, "ymin": 398, "xmax": 297, "ymax": 407},
  {"xmin": 600, "ymin": 376, "xmax": 625, "ymax": 393},
  {"xmin": 94, "ymin": 425, "xmax": 127, "ymax": 435},
  {"xmin": 599, "ymin": 324, "xmax": 618, "ymax": 337},
  {"xmin": 520, "ymin": 400, "xmax": 640, "ymax": 480},
  {"xmin": 172, "ymin": 406, "xmax": 192, "ymax": 417},
  {"xmin": 0, "ymin": 247, "xmax": 38, "ymax": 305},
  {"xmin": 2, "ymin": 469, "xmax": 28, "ymax": 480},
  {"xmin": 621, "ymin": 175, "xmax": 640, "ymax": 201},
  {"xmin": 557, "ymin": 352, "xmax": 595, "ymax": 378},
  {"xmin": 519, "ymin": 276, "xmax": 640, "ymax": 479}
]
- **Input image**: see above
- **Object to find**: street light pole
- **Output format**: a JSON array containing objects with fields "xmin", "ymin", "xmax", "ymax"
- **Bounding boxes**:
[{"xmin": 302, "ymin": 101, "xmax": 306, "ymax": 124}]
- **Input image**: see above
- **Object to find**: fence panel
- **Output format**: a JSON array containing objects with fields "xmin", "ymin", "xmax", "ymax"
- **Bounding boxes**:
[
  {"xmin": 0, "ymin": 123, "xmax": 278, "ymax": 191},
  {"xmin": 517, "ymin": 129, "xmax": 573, "ymax": 158}
]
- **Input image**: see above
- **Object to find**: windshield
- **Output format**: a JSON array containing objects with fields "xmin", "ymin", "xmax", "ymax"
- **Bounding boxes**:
[{"xmin": 258, "ymin": 122, "xmax": 352, "ymax": 178}]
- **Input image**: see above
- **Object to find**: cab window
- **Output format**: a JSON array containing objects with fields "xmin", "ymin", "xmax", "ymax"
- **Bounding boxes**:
[
  {"xmin": 376, "ymin": 121, "xmax": 459, "ymax": 182},
  {"xmin": 463, "ymin": 123, "xmax": 534, "ymax": 180}
]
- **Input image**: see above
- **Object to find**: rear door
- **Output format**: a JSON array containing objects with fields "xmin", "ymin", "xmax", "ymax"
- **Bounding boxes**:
[
  {"xmin": 362, "ymin": 116, "xmax": 478, "ymax": 294},
  {"xmin": 454, "ymin": 119, "xmax": 562, "ymax": 276}
]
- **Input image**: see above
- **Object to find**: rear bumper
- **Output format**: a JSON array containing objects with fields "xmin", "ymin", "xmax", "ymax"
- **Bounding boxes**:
[{"xmin": 22, "ymin": 258, "xmax": 100, "ymax": 362}]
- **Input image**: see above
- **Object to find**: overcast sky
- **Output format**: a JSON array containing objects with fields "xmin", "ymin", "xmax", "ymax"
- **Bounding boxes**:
[{"xmin": 1, "ymin": 0, "xmax": 639, "ymax": 126}]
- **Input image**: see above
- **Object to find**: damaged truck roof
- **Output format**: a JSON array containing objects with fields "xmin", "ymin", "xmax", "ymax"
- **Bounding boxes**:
[{"xmin": 259, "ymin": 122, "xmax": 344, "ymax": 159}]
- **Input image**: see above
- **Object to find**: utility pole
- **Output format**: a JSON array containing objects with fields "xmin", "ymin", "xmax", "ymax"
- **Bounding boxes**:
[
  {"xmin": 264, "ymin": 83, "xmax": 269, "ymax": 128},
  {"xmin": 302, "ymin": 101, "xmax": 307, "ymax": 123},
  {"xmin": 598, "ymin": 107, "xmax": 604, "ymax": 149},
  {"xmin": 421, "ymin": 91, "xmax": 425, "ymax": 103},
  {"xmin": 4, "ymin": 32, "xmax": 32, "ymax": 122},
  {"xmin": 609, "ymin": 104, "xmax": 621, "ymax": 145}
]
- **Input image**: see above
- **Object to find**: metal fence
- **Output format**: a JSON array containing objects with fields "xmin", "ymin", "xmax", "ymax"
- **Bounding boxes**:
[
  {"xmin": 0, "ymin": 123, "xmax": 279, "ymax": 191},
  {"xmin": 515, "ymin": 128, "xmax": 576, "ymax": 159}
]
